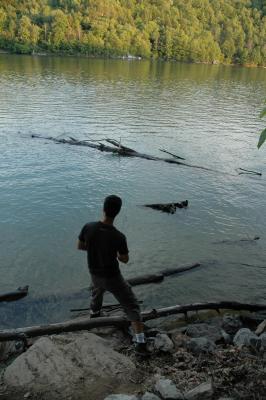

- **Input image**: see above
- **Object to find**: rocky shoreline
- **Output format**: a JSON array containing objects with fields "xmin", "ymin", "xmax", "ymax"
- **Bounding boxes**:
[{"xmin": 0, "ymin": 311, "xmax": 266, "ymax": 400}]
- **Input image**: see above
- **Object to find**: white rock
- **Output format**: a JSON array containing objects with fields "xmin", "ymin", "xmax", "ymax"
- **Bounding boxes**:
[
  {"xmin": 185, "ymin": 381, "xmax": 213, "ymax": 399},
  {"xmin": 142, "ymin": 392, "xmax": 161, "ymax": 400},
  {"xmin": 154, "ymin": 334, "xmax": 174, "ymax": 353},
  {"xmin": 155, "ymin": 378, "xmax": 183, "ymax": 399},
  {"xmin": 4, "ymin": 332, "xmax": 135, "ymax": 395}
]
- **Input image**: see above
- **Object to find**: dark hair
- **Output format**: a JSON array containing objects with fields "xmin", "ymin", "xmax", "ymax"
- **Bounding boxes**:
[{"xmin": 103, "ymin": 195, "xmax": 122, "ymax": 218}]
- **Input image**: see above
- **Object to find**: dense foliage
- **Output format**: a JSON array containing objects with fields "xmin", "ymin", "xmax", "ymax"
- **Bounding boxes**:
[{"xmin": 0, "ymin": 0, "xmax": 265, "ymax": 65}]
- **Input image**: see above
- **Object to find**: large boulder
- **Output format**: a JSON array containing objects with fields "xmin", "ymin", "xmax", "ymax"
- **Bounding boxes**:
[{"xmin": 4, "ymin": 332, "xmax": 135, "ymax": 397}]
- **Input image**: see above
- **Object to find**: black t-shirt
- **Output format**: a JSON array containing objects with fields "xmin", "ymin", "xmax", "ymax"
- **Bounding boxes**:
[{"xmin": 78, "ymin": 221, "xmax": 129, "ymax": 277}]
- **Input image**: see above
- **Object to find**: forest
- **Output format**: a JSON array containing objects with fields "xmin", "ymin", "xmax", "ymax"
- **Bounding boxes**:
[{"xmin": 0, "ymin": 0, "xmax": 265, "ymax": 66}]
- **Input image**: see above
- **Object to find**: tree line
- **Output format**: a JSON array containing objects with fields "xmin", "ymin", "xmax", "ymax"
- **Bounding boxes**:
[{"xmin": 0, "ymin": 0, "xmax": 265, "ymax": 66}]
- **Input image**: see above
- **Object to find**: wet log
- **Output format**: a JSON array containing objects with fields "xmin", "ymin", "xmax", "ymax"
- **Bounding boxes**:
[
  {"xmin": 213, "ymin": 236, "xmax": 260, "ymax": 245},
  {"xmin": 160, "ymin": 262, "xmax": 200, "ymax": 276},
  {"xmin": 31, "ymin": 134, "xmax": 219, "ymax": 173},
  {"xmin": 145, "ymin": 200, "xmax": 188, "ymax": 214},
  {"xmin": 0, "ymin": 286, "xmax": 28, "ymax": 303},
  {"xmin": 1, "ymin": 301, "xmax": 266, "ymax": 342},
  {"xmin": 128, "ymin": 274, "xmax": 164, "ymax": 286}
]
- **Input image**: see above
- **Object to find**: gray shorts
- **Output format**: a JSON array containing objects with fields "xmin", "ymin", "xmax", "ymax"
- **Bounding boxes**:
[{"xmin": 90, "ymin": 273, "xmax": 141, "ymax": 322}]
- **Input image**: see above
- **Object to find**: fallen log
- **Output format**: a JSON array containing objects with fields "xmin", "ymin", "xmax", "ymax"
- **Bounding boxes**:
[
  {"xmin": 145, "ymin": 200, "xmax": 188, "ymax": 214},
  {"xmin": 0, "ymin": 286, "xmax": 28, "ymax": 303},
  {"xmin": 1, "ymin": 301, "xmax": 266, "ymax": 342},
  {"xmin": 31, "ymin": 134, "xmax": 221, "ymax": 173}
]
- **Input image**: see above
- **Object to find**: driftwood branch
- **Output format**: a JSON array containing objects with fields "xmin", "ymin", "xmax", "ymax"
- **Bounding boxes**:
[
  {"xmin": 124, "ymin": 262, "xmax": 200, "ymax": 287},
  {"xmin": 0, "ymin": 286, "xmax": 28, "ymax": 303},
  {"xmin": 159, "ymin": 148, "xmax": 185, "ymax": 160},
  {"xmin": 31, "ymin": 135, "xmax": 221, "ymax": 173},
  {"xmin": 237, "ymin": 168, "xmax": 262, "ymax": 176},
  {"xmin": 1, "ymin": 301, "xmax": 266, "ymax": 342}
]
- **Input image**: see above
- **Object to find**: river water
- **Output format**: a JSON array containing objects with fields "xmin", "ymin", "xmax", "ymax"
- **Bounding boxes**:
[{"xmin": 0, "ymin": 55, "xmax": 265, "ymax": 328}]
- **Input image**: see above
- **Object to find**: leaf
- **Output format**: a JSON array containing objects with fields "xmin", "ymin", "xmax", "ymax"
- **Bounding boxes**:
[
  {"xmin": 260, "ymin": 107, "xmax": 266, "ymax": 118},
  {"xmin": 257, "ymin": 128, "xmax": 266, "ymax": 149}
]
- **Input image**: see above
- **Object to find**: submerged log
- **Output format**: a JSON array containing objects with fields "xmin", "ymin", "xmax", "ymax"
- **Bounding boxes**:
[
  {"xmin": 0, "ymin": 286, "xmax": 28, "ymax": 303},
  {"xmin": 1, "ymin": 301, "xmax": 266, "ymax": 342},
  {"xmin": 213, "ymin": 236, "xmax": 260, "ymax": 245},
  {"xmin": 145, "ymin": 200, "xmax": 188, "ymax": 214},
  {"xmin": 31, "ymin": 134, "xmax": 220, "ymax": 173}
]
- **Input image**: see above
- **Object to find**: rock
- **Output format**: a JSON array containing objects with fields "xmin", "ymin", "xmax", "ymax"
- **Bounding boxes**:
[
  {"xmin": 186, "ymin": 337, "xmax": 216, "ymax": 355},
  {"xmin": 255, "ymin": 320, "xmax": 266, "ymax": 336},
  {"xmin": 4, "ymin": 332, "xmax": 135, "ymax": 396},
  {"xmin": 233, "ymin": 328, "xmax": 261, "ymax": 349},
  {"xmin": 184, "ymin": 381, "xmax": 213, "ymax": 400},
  {"xmin": 186, "ymin": 323, "xmax": 223, "ymax": 343},
  {"xmin": 221, "ymin": 329, "xmax": 232, "ymax": 344},
  {"xmin": 259, "ymin": 333, "xmax": 266, "ymax": 351},
  {"xmin": 142, "ymin": 392, "xmax": 161, "ymax": 400},
  {"xmin": 222, "ymin": 315, "xmax": 242, "ymax": 335},
  {"xmin": 155, "ymin": 378, "xmax": 183, "ymax": 399},
  {"xmin": 171, "ymin": 332, "xmax": 187, "ymax": 349},
  {"xmin": 104, "ymin": 396, "xmax": 138, "ymax": 400},
  {"xmin": 154, "ymin": 334, "xmax": 174, "ymax": 353}
]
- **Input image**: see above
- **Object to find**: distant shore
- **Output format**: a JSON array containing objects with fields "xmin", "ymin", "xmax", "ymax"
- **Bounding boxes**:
[{"xmin": 0, "ymin": 48, "xmax": 264, "ymax": 69}]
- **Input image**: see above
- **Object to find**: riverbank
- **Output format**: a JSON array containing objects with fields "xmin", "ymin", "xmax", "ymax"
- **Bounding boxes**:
[
  {"xmin": 0, "ymin": 48, "xmax": 265, "ymax": 68},
  {"xmin": 1, "ymin": 310, "xmax": 265, "ymax": 399}
]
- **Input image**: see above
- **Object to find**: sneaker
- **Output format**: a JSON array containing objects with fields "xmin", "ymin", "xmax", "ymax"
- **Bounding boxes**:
[
  {"xmin": 90, "ymin": 311, "xmax": 101, "ymax": 319},
  {"xmin": 134, "ymin": 342, "xmax": 150, "ymax": 358}
]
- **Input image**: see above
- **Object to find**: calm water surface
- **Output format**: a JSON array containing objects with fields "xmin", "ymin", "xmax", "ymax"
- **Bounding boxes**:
[{"xmin": 0, "ymin": 55, "xmax": 265, "ymax": 327}]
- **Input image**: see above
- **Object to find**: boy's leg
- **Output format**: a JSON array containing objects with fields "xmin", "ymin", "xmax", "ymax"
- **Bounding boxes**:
[
  {"xmin": 90, "ymin": 275, "xmax": 105, "ymax": 316},
  {"xmin": 106, "ymin": 274, "xmax": 148, "ymax": 355}
]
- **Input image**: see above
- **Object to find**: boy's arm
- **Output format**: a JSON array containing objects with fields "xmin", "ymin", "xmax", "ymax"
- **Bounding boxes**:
[
  {"xmin": 77, "ymin": 225, "xmax": 87, "ymax": 251},
  {"xmin": 77, "ymin": 239, "xmax": 87, "ymax": 251},
  {"xmin": 117, "ymin": 234, "xmax": 129, "ymax": 263}
]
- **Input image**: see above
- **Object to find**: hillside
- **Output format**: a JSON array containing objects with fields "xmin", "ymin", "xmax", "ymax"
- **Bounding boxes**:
[{"xmin": 0, "ymin": 0, "xmax": 265, "ymax": 65}]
